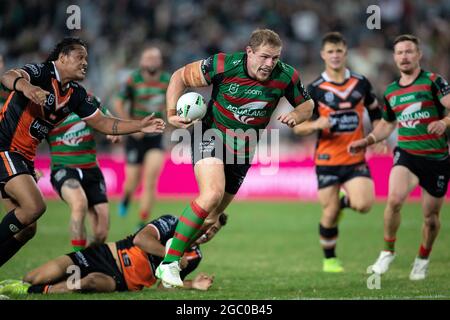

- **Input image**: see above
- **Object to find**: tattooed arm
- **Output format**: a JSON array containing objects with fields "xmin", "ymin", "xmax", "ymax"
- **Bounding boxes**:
[{"xmin": 84, "ymin": 112, "xmax": 165, "ymax": 135}]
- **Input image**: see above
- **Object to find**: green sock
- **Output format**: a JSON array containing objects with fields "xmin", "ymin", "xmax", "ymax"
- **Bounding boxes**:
[
  {"xmin": 163, "ymin": 201, "xmax": 209, "ymax": 263},
  {"xmin": 384, "ymin": 237, "xmax": 396, "ymax": 252}
]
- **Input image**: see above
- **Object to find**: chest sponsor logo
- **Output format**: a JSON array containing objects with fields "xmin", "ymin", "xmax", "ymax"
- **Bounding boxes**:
[
  {"xmin": 29, "ymin": 117, "xmax": 53, "ymax": 141},
  {"xmin": 329, "ymin": 111, "xmax": 359, "ymax": 133},
  {"xmin": 226, "ymin": 101, "xmax": 268, "ymax": 124},
  {"xmin": 56, "ymin": 122, "xmax": 90, "ymax": 146},
  {"xmin": 399, "ymin": 94, "xmax": 415, "ymax": 103},
  {"xmin": 397, "ymin": 102, "xmax": 429, "ymax": 128}
]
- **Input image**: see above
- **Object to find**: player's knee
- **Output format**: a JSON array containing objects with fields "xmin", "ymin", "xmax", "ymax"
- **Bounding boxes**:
[
  {"xmin": 81, "ymin": 274, "xmax": 98, "ymax": 291},
  {"xmin": 387, "ymin": 194, "xmax": 404, "ymax": 212},
  {"xmin": 70, "ymin": 201, "xmax": 88, "ymax": 215},
  {"xmin": 352, "ymin": 201, "xmax": 373, "ymax": 214},
  {"xmin": 199, "ymin": 190, "xmax": 224, "ymax": 211},
  {"xmin": 21, "ymin": 202, "xmax": 46, "ymax": 224}
]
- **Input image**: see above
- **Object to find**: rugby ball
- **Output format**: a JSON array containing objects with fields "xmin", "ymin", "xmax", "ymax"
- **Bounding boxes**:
[{"xmin": 176, "ymin": 92, "xmax": 207, "ymax": 121}]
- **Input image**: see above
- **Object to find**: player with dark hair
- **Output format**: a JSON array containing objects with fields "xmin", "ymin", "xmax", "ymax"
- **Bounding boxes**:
[
  {"xmin": 0, "ymin": 37, "xmax": 165, "ymax": 267},
  {"xmin": 0, "ymin": 213, "xmax": 227, "ymax": 295},
  {"xmin": 156, "ymin": 28, "xmax": 314, "ymax": 287},
  {"xmin": 293, "ymin": 32, "xmax": 382, "ymax": 273},
  {"xmin": 114, "ymin": 47, "xmax": 170, "ymax": 229},
  {"xmin": 349, "ymin": 34, "xmax": 450, "ymax": 280}
]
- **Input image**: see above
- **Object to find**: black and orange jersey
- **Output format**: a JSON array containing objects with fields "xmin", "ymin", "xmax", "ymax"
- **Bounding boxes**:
[
  {"xmin": 308, "ymin": 69, "xmax": 380, "ymax": 166},
  {"xmin": 115, "ymin": 215, "xmax": 202, "ymax": 291},
  {"xmin": 0, "ymin": 62, "xmax": 98, "ymax": 161}
]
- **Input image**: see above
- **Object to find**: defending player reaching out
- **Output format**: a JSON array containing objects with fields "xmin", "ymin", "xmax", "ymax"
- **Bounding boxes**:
[{"xmin": 0, "ymin": 37, "xmax": 165, "ymax": 267}]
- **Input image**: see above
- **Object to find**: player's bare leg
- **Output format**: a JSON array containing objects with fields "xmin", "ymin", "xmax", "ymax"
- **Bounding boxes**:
[
  {"xmin": 318, "ymin": 184, "xmax": 344, "ymax": 272},
  {"xmin": 61, "ymin": 179, "xmax": 89, "ymax": 251},
  {"xmin": 88, "ymin": 203, "xmax": 109, "ymax": 245},
  {"xmin": 409, "ymin": 189, "xmax": 444, "ymax": 280},
  {"xmin": 45, "ymin": 272, "xmax": 116, "ymax": 293},
  {"xmin": 138, "ymin": 149, "xmax": 164, "ymax": 225},
  {"xmin": 157, "ymin": 158, "xmax": 225, "ymax": 287},
  {"xmin": 343, "ymin": 177, "xmax": 375, "ymax": 214},
  {"xmin": 371, "ymin": 166, "xmax": 418, "ymax": 274},
  {"xmin": 23, "ymin": 255, "xmax": 73, "ymax": 285},
  {"xmin": 119, "ymin": 164, "xmax": 141, "ymax": 217}
]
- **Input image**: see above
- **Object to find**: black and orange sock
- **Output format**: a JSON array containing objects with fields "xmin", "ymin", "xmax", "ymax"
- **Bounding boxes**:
[
  {"xmin": 0, "ymin": 210, "xmax": 25, "ymax": 244},
  {"xmin": 319, "ymin": 224, "xmax": 338, "ymax": 259},
  {"xmin": 0, "ymin": 237, "xmax": 24, "ymax": 267},
  {"xmin": 28, "ymin": 284, "xmax": 50, "ymax": 294}
]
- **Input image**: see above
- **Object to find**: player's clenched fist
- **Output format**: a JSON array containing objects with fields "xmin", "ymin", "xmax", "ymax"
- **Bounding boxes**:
[{"xmin": 348, "ymin": 138, "xmax": 369, "ymax": 154}]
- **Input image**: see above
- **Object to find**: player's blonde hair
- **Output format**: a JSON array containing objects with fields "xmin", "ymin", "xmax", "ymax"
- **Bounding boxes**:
[{"xmin": 248, "ymin": 29, "xmax": 282, "ymax": 50}]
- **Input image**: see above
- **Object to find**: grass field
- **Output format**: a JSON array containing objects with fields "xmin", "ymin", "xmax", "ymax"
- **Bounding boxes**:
[{"xmin": 1, "ymin": 199, "xmax": 449, "ymax": 300}]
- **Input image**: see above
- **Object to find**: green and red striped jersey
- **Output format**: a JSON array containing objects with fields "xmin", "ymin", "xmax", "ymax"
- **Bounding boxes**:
[
  {"xmin": 382, "ymin": 70, "xmax": 450, "ymax": 159},
  {"xmin": 48, "ymin": 95, "xmax": 106, "ymax": 169},
  {"xmin": 117, "ymin": 69, "xmax": 170, "ymax": 119},
  {"xmin": 200, "ymin": 52, "xmax": 310, "ymax": 157}
]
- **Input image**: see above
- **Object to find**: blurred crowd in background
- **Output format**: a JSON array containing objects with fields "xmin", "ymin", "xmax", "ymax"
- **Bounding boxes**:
[{"xmin": 1, "ymin": 0, "xmax": 449, "ymax": 157}]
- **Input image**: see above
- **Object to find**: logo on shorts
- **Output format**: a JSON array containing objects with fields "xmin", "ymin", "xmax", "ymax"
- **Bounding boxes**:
[
  {"xmin": 437, "ymin": 175, "xmax": 445, "ymax": 191},
  {"xmin": 318, "ymin": 174, "xmax": 338, "ymax": 185},
  {"xmin": 9, "ymin": 224, "xmax": 19, "ymax": 233},
  {"xmin": 393, "ymin": 151, "xmax": 400, "ymax": 165},
  {"xmin": 55, "ymin": 169, "xmax": 67, "ymax": 182},
  {"xmin": 127, "ymin": 150, "xmax": 138, "ymax": 163},
  {"xmin": 99, "ymin": 181, "xmax": 106, "ymax": 194}
]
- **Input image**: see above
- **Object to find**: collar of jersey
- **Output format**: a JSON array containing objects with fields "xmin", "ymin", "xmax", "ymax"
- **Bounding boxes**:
[
  {"xmin": 51, "ymin": 61, "xmax": 70, "ymax": 90},
  {"xmin": 321, "ymin": 68, "xmax": 351, "ymax": 83}
]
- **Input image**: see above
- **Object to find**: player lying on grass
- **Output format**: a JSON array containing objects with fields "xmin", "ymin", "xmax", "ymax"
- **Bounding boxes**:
[{"xmin": 0, "ymin": 213, "xmax": 227, "ymax": 294}]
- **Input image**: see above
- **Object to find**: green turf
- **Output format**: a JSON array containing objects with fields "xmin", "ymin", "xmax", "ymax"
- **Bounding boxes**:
[{"xmin": 1, "ymin": 199, "xmax": 449, "ymax": 300}]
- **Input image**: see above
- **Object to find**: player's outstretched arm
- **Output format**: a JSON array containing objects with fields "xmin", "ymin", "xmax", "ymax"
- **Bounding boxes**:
[
  {"xmin": 85, "ymin": 112, "xmax": 165, "ymax": 136},
  {"xmin": 278, "ymin": 99, "xmax": 314, "ymax": 128},
  {"xmin": 1, "ymin": 69, "xmax": 49, "ymax": 106},
  {"xmin": 293, "ymin": 116, "xmax": 331, "ymax": 136},
  {"xmin": 133, "ymin": 225, "xmax": 166, "ymax": 257},
  {"xmin": 348, "ymin": 119, "xmax": 396, "ymax": 154}
]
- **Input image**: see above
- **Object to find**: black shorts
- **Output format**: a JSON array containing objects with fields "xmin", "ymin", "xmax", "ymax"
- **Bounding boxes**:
[
  {"xmin": 50, "ymin": 167, "xmax": 108, "ymax": 207},
  {"xmin": 125, "ymin": 134, "xmax": 163, "ymax": 165},
  {"xmin": 316, "ymin": 162, "xmax": 372, "ymax": 189},
  {"xmin": 393, "ymin": 147, "xmax": 450, "ymax": 198},
  {"xmin": 190, "ymin": 122, "xmax": 251, "ymax": 195},
  {"xmin": 67, "ymin": 244, "xmax": 127, "ymax": 292},
  {"xmin": 0, "ymin": 151, "xmax": 37, "ymax": 198}
]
